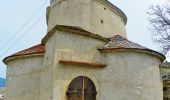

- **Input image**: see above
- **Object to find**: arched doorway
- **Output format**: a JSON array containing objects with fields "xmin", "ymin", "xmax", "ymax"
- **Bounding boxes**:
[{"xmin": 66, "ymin": 76, "xmax": 97, "ymax": 100}]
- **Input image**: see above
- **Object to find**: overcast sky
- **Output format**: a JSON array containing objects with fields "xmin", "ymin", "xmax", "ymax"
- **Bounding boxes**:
[{"xmin": 0, "ymin": 0, "xmax": 167, "ymax": 78}]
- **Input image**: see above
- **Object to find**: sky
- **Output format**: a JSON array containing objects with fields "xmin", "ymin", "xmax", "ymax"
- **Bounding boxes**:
[{"xmin": 0, "ymin": 0, "xmax": 167, "ymax": 78}]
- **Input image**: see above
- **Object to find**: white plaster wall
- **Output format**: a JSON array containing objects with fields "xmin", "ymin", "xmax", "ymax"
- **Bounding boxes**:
[
  {"xmin": 48, "ymin": 0, "xmax": 127, "ymax": 38},
  {"xmin": 5, "ymin": 56, "xmax": 43, "ymax": 100}
]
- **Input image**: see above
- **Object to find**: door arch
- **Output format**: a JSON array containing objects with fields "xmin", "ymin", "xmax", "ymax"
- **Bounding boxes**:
[{"xmin": 66, "ymin": 76, "xmax": 97, "ymax": 100}]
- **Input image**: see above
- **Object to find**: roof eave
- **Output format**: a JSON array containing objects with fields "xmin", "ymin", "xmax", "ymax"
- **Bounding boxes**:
[
  {"xmin": 41, "ymin": 25, "xmax": 107, "ymax": 46},
  {"xmin": 3, "ymin": 53, "xmax": 44, "ymax": 65},
  {"xmin": 98, "ymin": 48, "xmax": 165, "ymax": 62}
]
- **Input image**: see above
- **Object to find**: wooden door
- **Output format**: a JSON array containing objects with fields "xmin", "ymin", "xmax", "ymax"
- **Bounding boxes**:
[{"xmin": 66, "ymin": 76, "xmax": 97, "ymax": 100}]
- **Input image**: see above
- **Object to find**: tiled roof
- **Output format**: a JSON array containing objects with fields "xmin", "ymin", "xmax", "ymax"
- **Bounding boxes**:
[
  {"xmin": 6, "ymin": 44, "xmax": 45, "ymax": 58},
  {"xmin": 98, "ymin": 35, "xmax": 165, "ymax": 61},
  {"xmin": 99, "ymin": 35, "xmax": 148, "ymax": 50},
  {"xmin": 3, "ymin": 44, "xmax": 45, "ymax": 64}
]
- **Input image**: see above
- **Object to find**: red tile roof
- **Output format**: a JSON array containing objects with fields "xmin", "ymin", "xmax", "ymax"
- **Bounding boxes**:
[
  {"xmin": 3, "ymin": 44, "xmax": 45, "ymax": 64},
  {"xmin": 6, "ymin": 44, "xmax": 44, "ymax": 59},
  {"xmin": 12, "ymin": 44, "xmax": 44, "ymax": 56}
]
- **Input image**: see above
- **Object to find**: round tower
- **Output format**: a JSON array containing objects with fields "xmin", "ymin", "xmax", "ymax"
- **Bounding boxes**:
[{"xmin": 47, "ymin": 0, "xmax": 127, "ymax": 38}]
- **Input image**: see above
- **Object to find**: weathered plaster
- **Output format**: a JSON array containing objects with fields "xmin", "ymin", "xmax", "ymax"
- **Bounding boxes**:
[
  {"xmin": 5, "ymin": 56, "xmax": 43, "ymax": 100},
  {"xmin": 4, "ymin": 28, "xmax": 164, "ymax": 100},
  {"xmin": 4, "ymin": 0, "xmax": 164, "ymax": 100},
  {"xmin": 43, "ymin": 30, "xmax": 163, "ymax": 100},
  {"xmin": 99, "ymin": 52, "xmax": 163, "ymax": 100},
  {"xmin": 39, "ymin": 33, "xmax": 55, "ymax": 100},
  {"xmin": 47, "ymin": 0, "xmax": 127, "ymax": 38}
]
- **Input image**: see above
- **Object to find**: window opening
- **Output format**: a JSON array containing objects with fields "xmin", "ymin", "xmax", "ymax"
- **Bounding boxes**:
[{"xmin": 66, "ymin": 76, "xmax": 97, "ymax": 100}]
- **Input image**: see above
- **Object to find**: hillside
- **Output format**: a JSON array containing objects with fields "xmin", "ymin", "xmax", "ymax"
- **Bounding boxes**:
[{"xmin": 0, "ymin": 78, "xmax": 5, "ymax": 87}]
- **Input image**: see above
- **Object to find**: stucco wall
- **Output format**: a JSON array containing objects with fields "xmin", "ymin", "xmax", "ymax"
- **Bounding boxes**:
[
  {"xmin": 39, "ymin": 34, "xmax": 55, "ymax": 100},
  {"xmin": 44, "ymin": 30, "xmax": 105, "ymax": 100},
  {"xmin": 47, "ymin": 0, "xmax": 127, "ymax": 38},
  {"xmin": 53, "ymin": 30, "xmax": 105, "ymax": 63},
  {"xmin": 100, "ymin": 52, "xmax": 163, "ymax": 100},
  {"xmin": 5, "ymin": 56, "xmax": 43, "ymax": 100},
  {"xmin": 56, "ymin": 52, "xmax": 162, "ymax": 100},
  {"xmin": 44, "ymin": 30, "xmax": 163, "ymax": 100},
  {"xmin": 4, "ymin": 30, "xmax": 163, "ymax": 100}
]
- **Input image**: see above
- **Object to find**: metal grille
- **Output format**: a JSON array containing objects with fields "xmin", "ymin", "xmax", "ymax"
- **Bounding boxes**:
[{"xmin": 66, "ymin": 76, "xmax": 97, "ymax": 100}]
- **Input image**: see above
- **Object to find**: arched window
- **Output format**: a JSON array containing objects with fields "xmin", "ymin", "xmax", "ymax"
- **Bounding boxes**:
[{"xmin": 66, "ymin": 76, "xmax": 97, "ymax": 100}]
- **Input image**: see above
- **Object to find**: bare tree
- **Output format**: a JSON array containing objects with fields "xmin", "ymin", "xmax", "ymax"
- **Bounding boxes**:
[{"xmin": 148, "ymin": 1, "xmax": 170, "ymax": 54}]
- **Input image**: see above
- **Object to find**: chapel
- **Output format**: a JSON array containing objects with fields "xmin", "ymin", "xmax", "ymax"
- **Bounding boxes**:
[{"xmin": 3, "ymin": 0, "xmax": 165, "ymax": 100}]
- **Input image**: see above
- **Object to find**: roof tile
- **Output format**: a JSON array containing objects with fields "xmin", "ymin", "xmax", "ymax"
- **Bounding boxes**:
[
  {"xmin": 100, "ymin": 35, "xmax": 148, "ymax": 50},
  {"xmin": 10, "ymin": 44, "xmax": 45, "ymax": 57}
]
